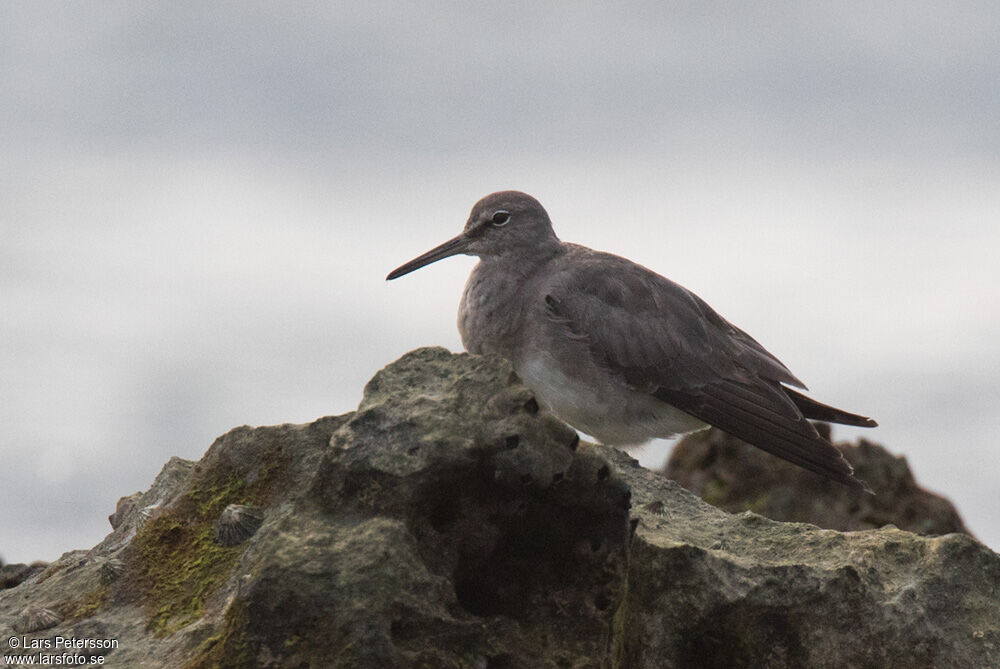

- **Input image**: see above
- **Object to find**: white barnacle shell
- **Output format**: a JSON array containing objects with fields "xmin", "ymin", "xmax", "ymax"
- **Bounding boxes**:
[
  {"xmin": 14, "ymin": 605, "xmax": 62, "ymax": 633},
  {"xmin": 213, "ymin": 504, "xmax": 264, "ymax": 547},
  {"xmin": 96, "ymin": 556, "xmax": 124, "ymax": 585}
]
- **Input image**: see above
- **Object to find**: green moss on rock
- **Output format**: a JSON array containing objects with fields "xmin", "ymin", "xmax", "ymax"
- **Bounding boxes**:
[
  {"xmin": 57, "ymin": 583, "xmax": 110, "ymax": 621},
  {"xmin": 123, "ymin": 434, "xmax": 293, "ymax": 635}
]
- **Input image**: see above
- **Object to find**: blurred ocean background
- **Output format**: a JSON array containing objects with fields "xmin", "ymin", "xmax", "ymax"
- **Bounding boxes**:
[{"xmin": 3, "ymin": 3, "xmax": 998, "ymax": 563}]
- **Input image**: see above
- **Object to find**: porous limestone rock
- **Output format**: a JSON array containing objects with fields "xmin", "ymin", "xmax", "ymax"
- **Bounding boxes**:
[{"xmin": 0, "ymin": 348, "xmax": 996, "ymax": 668}]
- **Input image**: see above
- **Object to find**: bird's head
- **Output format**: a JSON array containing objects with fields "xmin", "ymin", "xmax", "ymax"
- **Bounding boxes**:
[{"xmin": 386, "ymin": 191, "xmax": 559, "ymax": 280}]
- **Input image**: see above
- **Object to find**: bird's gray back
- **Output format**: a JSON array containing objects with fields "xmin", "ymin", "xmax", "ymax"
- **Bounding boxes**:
[{"xmin": 537, "ymin": 244, "xmax": 805, "ymax": 394}]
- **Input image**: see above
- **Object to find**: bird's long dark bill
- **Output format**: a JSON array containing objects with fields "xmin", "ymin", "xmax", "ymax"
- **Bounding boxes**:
[{"xmin": 386, "ymin": 234, "xmax": 469, "ymax": 280}]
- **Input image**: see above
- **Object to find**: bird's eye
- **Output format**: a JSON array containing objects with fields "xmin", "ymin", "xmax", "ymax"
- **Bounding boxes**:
[{"xmin": 491, "ymin": 210, "xmax": 511, "ymax": 226}]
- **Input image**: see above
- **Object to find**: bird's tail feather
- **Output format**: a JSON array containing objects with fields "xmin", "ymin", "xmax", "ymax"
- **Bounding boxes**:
[{"xmin": 783, "ymin": 387, "xmax": 878, "ymax": 428}]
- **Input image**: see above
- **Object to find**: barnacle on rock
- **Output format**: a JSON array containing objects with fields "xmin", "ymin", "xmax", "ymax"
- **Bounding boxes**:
[
  {"xmin": 14, "ymin": 605, "xmax": 61, "ymax": 633},
  {"xmin": 214, "ymin": 504, "xmax": 264, "ymax": 547},
  {"xmin": 96, "ymin": 556, "xmax": 124, "ymax": 585}
]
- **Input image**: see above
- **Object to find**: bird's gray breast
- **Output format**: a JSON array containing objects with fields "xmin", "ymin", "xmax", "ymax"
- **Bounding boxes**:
[{"xmin": 458, "ymin": 262, "xmax": 530, "ymax": 358}]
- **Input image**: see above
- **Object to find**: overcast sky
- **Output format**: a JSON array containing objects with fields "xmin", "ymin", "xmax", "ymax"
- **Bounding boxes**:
[{"xmin": 3, "ymin": 3, "xmax": 998, "ymax": 564}]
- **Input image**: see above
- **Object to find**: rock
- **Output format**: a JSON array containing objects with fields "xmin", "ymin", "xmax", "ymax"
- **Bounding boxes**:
[
  {"xmin": 227, "ymin": 348, "xmax": 630, "ymax": 668},
  {"xmin": 0, "ymin": 561, "xmax": 47, "ymax": 590},
  {"xmin": 0, "ymin": 347, "xmax": 996, "ymax": 668},
  {"xmin": 606, "ymin": 445, "xmax": 1000, "ymax": 668},
  {"xmin": 665, "ymin": 427, "xmax": 970, "ymax": 536},
  {"xmin": 108, "ymin": 492, "xmax": 142, "ymax": 530}
]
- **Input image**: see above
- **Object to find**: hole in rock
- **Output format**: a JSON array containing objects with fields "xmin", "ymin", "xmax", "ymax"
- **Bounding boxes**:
[
  {"xmin": 453, "ymin": 500, "xmax": 619, "ymax": 619},
  {"xmin": 487, "ymin": 654, "xmax": 514, "ymax": 669},
  {"xmin": 430, "ymin": 500, "xmax": 459, "ymax": 532}
]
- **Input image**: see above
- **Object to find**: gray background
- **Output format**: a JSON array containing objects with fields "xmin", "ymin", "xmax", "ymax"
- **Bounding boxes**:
[{"xmin": 3, "ymin": 3, "xmax": 997, "ymax": 564}]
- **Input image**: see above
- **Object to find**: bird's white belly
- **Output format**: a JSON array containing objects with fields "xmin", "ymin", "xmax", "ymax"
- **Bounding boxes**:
[{"xmin": 517, "ymin": 349, "xmax": 708, "ymax": 446}]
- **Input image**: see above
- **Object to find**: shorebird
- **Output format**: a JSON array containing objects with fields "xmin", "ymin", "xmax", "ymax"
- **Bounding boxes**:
[{"xmin": 387, "ymin": 191, "xmax": 877, "ymax": 491}]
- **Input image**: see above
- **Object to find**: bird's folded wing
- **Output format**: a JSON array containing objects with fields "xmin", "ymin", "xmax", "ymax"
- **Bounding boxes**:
[
  {"xmin": 542, "ymin": 251, "xmax": 803, "ymax": 391},
  {"xmin": 653, "ymin": 381, "xmax": 868, "ymax": 491}
]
